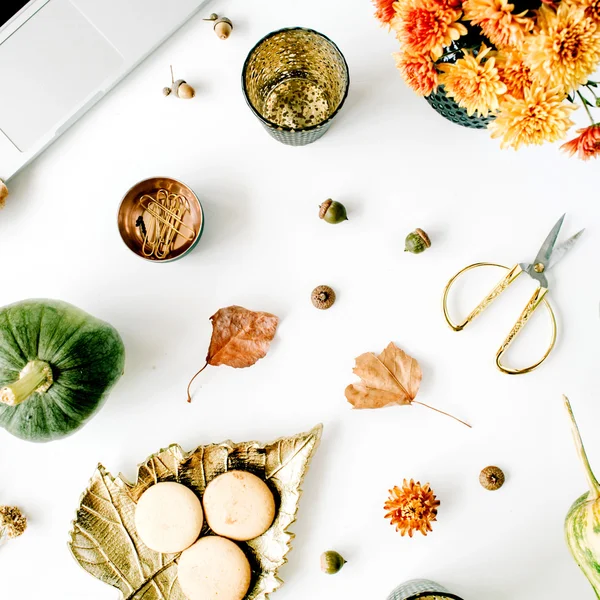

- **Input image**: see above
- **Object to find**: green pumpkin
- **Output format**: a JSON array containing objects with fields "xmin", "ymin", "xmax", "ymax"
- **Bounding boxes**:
[
  {"xmin": 564, "ymin": 396, "xmax": 600, "ymax": 598},
  {"xmin": 0, "ymin": 299, "xmax": 125, "ymax": 442}
]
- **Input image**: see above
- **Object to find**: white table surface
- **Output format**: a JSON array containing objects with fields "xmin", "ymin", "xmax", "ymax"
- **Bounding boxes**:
[{"xmin": 2, "ymin": 0, "xmax": 600, "ymax": 598}]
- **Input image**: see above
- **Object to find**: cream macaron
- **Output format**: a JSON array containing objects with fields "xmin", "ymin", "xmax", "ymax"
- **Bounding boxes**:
[
  {"xmin": 135, "ymin": 481, "xmax": 203, "ymax": 553},
  {"xmin": 177, "ymin": 536, "xmax": 251, "ymax": 600},
  {"xmin": 202, "ymin": 470, "xmax": 275, "ymax": 541}
]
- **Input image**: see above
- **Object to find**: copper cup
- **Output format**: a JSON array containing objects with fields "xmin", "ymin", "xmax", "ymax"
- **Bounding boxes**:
[{"xmin": 117, "ymin": 177, "xmax": 204, "ymax": 262}]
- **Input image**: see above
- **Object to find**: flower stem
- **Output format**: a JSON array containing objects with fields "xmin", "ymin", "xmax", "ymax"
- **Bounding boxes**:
[
  {"xmin": 577, "ymin": 90, "xmax": 595, "ymax": 125},
  {"xmin": 186, "ymin": 362, "xmax": 208, "ymax": 403},
  {"xmin": 412, "ymin": 400, "xmax": 472, "ymax": 428},
  {"xmin": 0, "ymin": 361, "xmax": 53, "ymax": 406}
]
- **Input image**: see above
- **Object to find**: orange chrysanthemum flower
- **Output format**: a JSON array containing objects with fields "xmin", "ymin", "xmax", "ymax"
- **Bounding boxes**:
[
  {"xmin": 524, "ymin": 3, "xmax": 600, "ymax": 92},
  {"xmin": 489, "ymin": 87, "xmax": 576, "ymax": 149},
  {"xmin": 496, "ymin": 49, "xmax": 534, "ymax": 99},
  {"xmin": 384, "ymin": 479, "xmax": 440, "ymax": 537},
  {"xmin": 568, "ymin": 0, "xmax": 600, "ymax": 20},
  {"xmin": 438, "ymin": 45, "xmax": 508, "ymax": 116},
  {"xmin": 373, "ymin": 0, "xmax": 398, "ymax": 25},
  {"xmin": 463, "ymin": 0, "xmax": 534, "ymax": 48},
  {"xmin": 393, "ymin": 0, "xmax": 468, "ymax": 60},
  {"xmin": 560, "ymin": 124, "xmax": 600, "ymax": 160},
  {"xmin": 394, "ymin": 49, "xmax": 438, "ymax": 96}
]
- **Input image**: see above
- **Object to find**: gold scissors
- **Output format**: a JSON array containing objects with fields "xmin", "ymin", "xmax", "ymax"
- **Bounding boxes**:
[{"xmin": 442, "ymin": 215, "xmax": 584, "ymax": 375}]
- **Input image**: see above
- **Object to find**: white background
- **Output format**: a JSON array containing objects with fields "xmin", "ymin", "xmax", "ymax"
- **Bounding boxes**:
[{"xmin": 1, "ymin": 0, "xmax": 600, "ymax": 599}]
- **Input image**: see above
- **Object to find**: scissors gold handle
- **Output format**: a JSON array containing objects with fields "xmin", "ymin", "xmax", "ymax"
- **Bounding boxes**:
[{"xmin": 442, "ymin": 263, "xmax": 557, "ymax": 375}]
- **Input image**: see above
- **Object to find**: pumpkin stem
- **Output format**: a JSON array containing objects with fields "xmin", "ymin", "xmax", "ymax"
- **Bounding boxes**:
[
  {"xmin": 564, "ymin": 395, "xmax": 600, "ymax": 500},
  {"xmin": 0, "ymin": 360, "xmax": 53, "ymax": 407}
]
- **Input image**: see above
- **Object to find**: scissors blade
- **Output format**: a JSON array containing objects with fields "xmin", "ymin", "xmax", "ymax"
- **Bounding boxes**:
[
  {"xmin": 547, "ymin": 228, "xmax": 585, "ymax": 271},
  {"xmin": 532, "ymin": 214, "xmax": 565, "ymax": 268}
]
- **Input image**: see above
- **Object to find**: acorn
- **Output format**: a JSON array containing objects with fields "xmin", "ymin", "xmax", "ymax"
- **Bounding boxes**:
[
  {"xmin": 319, "ymin": 199, "xmax": 348, "ymax": 224},
  {"xmin": 320, "ymin": 550, "xmax": 346, "ymax": 574},
  {"xmin": 404, "ymin": 228, "xmax": 431, "ymax": 254},
  {"xmin": 311, "ymin": 285, "xmax": 336, "ymax": 310},
  {"xmin": 204, "ymin": 13, "xmax": 233, "ymax": 40},
  {"xmin": 0, "ymin": 179, "xmax": 7, "ymax": 210},
  {"xmin": 479, "ymin": 466, "xmax": 505, "ymax": 491},
  {"xmin": 163, "ymin": 66, "xmax": 195, "ymax": 99}
]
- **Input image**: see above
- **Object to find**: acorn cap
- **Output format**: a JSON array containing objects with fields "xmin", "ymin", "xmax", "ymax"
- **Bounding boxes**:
[
  {"xmin": 319, "ymin": 199, "xmax": 333, "ymax": 219},
  {"xmin": 312, "ymin": 285, "xmax": 336, "ymax": 310},
  {"xmin": 414, "ymin": 228, "xmax": 431, "ymax": 248},
  {"xmin": 479, "ymin": 466, "xmax": 505, "ymax": 491}
]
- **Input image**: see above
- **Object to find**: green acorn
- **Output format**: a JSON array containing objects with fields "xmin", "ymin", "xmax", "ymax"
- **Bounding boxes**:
[
  {"xmin": 320, "ymin": 550, "xmax": 347, "ymax": 574},
  {"xmin": 319, "ymin": 199, "xmax": 348, "ymax": 224},
  {"xmin": 404, "ymin": 228, "xmax": 431, "ymax": 254}
]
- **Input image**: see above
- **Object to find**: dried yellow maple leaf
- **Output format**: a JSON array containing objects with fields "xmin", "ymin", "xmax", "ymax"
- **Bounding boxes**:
[
  {"xmin": 345, "ymin": 342, "xmax": 470, "ymax": 427},
  {"xmin": 187, "ymin": 306, "xmax": 279, "ymax": 402}
]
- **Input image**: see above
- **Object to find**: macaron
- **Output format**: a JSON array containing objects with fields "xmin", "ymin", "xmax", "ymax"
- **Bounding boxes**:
[
  {"xmin": 202, "ymin": 470, "xmax": 275, "ymax": 541},
  {"xmin": 177, "ymin": 536, "xmax": 251, "ymax": 600},
  {"xmin": 134, "ymin": 481, "xmax": 203, "ymax": 553}
]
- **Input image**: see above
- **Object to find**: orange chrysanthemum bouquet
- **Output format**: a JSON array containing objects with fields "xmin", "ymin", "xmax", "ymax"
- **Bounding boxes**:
[{"xmin": 374, "ymin": 0, "xmax": 600, "ymax": 159}]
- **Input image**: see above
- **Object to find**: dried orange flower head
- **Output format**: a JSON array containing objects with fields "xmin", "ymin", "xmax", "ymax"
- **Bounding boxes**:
[
  {"xmin": 384, "ymin": 479, "xmax": 440, "ymax": 537},
  {"xmin": 560, "ymin": 124, "xmax": 600, "ymax": 160},
  {"xmin": 0, "ymin": 505, "xmax": 27, "ymax": 541}
]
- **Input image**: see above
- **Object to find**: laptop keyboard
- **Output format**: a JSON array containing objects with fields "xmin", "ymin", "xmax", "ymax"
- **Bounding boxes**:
[{"xmin": 1, "ymin": 0, "xmax": 30, "ymax": 28}]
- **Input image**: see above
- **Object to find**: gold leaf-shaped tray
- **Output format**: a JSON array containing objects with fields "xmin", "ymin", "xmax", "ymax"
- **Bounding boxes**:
[{"xmin": 68, "ymin": 424, "xmax": 323, "ymax": 599}]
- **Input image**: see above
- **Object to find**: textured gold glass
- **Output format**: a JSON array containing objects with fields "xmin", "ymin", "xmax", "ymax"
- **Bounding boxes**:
[
  {"xmin": 242, "ymin": 28, "xmax": 349, "ymax": 146},
  {"xmin": 68, "ymin": 425, "xmax": 322, "ymax": 599}
]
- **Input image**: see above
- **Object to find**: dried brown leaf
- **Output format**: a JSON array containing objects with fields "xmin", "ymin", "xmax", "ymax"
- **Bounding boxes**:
[
  {"xmin": 186, "ymin": 306, "xmax": 279, "ymax": 402},
  {"xmin": 207, "ymin": 305, "xmax": 279, "ymax": 368},
  {"xmin": 345, "ymin": 342, "xmax": 471, "ymax": 427},
  {"xmin": 345, "ymin": 342, "xmax": 422, "ymax": 409}
]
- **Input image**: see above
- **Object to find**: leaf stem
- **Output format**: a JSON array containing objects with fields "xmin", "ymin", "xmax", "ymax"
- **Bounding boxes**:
[
  {"xmin": 576, "ymin": 90, "xmax": 595, "ymax": 125},
  {"xmin": 412, "ymin": 401, "xmax": 472, "ymax": 428},
  {"xmin": 186, "ymin": 362, "xmax": 208, "ymax": 403}
]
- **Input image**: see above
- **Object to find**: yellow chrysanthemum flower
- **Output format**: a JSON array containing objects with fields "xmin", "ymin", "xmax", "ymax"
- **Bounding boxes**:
[
  {"xmin": 489, "ymin": 87, "xmax": 577, "ymax": 149},
  {"xmin": 463, "ymin": 0, "xmax": 534, "ymax": 49},
  {"xmin": 393, "ymin": 0, "xmax": 468, "ymax": 60},
  {"xmin": 496, "ymin": 48, "xmax": 534, "ymax": 99},
  {"xmin": 394, "ymin": 49, "xmax": 438, "ymax": 96},
  {"xmin": 438, "ymin": 45, "xmax": 508, "ymax": 116},
  {"xmin": 524, "ymin": 3, "xmax": 600, "ymax": 92}
]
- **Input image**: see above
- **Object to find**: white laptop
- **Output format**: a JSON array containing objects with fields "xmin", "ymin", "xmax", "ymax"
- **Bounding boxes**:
[{"xmin": 0, "ymin": 0, "xmax": 208, "ymax": 181}]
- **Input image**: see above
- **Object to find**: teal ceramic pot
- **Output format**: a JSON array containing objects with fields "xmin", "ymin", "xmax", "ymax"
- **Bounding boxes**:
[
  {"xmin": 425, "ymin": 86, "xmax": 493, "ymax": 130},
  {"xmin": 387, "ymin": 579, "xmax": 464, "ymax": 600},
  {"xmin": 425, "ymin": 27, "xmax": 494, "ymax": 130}
]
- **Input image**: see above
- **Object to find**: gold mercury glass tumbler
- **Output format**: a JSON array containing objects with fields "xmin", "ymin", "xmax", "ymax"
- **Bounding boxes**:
[{"xmin": 242, "ymin": 27, "xmax": 350, "ymax": 146}]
